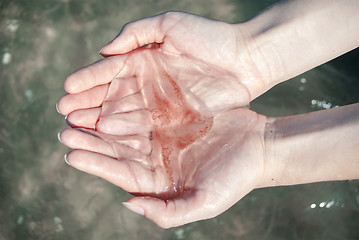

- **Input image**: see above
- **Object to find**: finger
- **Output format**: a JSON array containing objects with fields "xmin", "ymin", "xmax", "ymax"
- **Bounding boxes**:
[
  {"xmin": 96, "ymin": 110, "xmax": 152, "ymax": 136},
  {"xmin": 60, "ymin": 128, "xmax": 150, "ymax": 159},
  {"xmin": 64, "ymin": 55, "xmax": 130, "ymax": 94},
  {"xmin": 59, "ymin": 76, "xmax": 140, "ymax": 116},
  {"xmin": 65, "ymin": 149, "xmax": 152, "ymax": 193},
  {"xmin": 105, "ymin": 77, "xmax": 139, "ymax": 101},
  {"xmin": 60, "ymin": 128, "xmax": 151, "ymax": 155},
  {"xmin": 100, "ymin": 13, "xmax": 167, "ymax": 56},
  {"xmin": 57, "ymin": 84, "xmax": 108, "ymax": 116},
  {"xmin": 65, "ymin": 108, "xmax": 152, "ymax": 155},
  {"xmin": 66, "ymin": 107, "xmax": 101, "ymax": 129},
  {"xmin": 102, "ymin": 93, "xmax": 146, "ymax": 116},
  {"xmin": 123, "ymin": 190, "xmax": 218, "ymax": 229},
  {"xmin": 60, "ymin": 128, "xmax": 115, "ymax": 157},
  {"xmin": 107, "ymin": 134, "xmax": 152, "ymax": 156}
]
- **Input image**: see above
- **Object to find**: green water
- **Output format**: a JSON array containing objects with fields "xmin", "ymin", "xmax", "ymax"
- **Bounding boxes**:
[{"xmin": 1, "ymin": 0, "xmax": 359, "ymax": 239}]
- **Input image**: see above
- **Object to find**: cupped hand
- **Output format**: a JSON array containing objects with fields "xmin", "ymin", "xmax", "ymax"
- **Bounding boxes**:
[
  {"xmin": 66, "ymin": 12, "xmax": 271, "ymax": 106},
  {"xmin": 57, "ymin": 45, "xmax": 269, "ymax": 228}
]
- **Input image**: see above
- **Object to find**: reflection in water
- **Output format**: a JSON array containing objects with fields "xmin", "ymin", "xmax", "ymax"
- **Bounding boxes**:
[
  {"xmin": 1, "ymin": 0, "xmax": 359, "ymax": 239},
  {"xmin": 310, "ymin": 200, "xmax": 344, "ymax": 209},
  {"xmin": 2, "ymin": 50, "xmax": 12, "ymax": 65},
  {"xmin": 311, "ymin": 99, "xmax": 339, "ymax": 109}
]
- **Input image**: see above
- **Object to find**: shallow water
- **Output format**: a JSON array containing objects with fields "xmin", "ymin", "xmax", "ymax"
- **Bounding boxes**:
[{"xmin": 1, "ymin": 0, "xmax": 359, "ymax": 239}]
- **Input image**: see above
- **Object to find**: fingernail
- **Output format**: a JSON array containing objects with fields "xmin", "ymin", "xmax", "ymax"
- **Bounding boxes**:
[
  {"xmin": 57, "ymin": 132, "xmax": 62, "ymax": 143},
  {"xmin": 123, "ymin": 202, "xmax": 145, "ymax": 216},
  {"xmin": 64, "ymin": 154, "xmax": 70, "ymax": 165},
  {"xmin": 56, "ymin": 102, "xmax": 60, "ymax": 114}
]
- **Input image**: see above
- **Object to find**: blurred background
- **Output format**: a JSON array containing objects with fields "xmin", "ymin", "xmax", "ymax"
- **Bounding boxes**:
[{"xmin": 1, "ymin": 0, "xmax": 359, "ymax": 239}]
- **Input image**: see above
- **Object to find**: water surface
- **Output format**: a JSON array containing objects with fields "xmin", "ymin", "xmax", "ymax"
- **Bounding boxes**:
[{"xmin": 1, "ymin": 0, "xmax": 359, "ymax": 239}]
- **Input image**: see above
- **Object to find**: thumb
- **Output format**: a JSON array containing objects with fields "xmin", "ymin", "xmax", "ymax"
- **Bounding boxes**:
[
  {"xmin": 122, "ymin": 193, "xmax": 217, "ymax": 229},
  {"xmin": 100, "ymin": 14, "xmax": 167, "ymax": 56}
]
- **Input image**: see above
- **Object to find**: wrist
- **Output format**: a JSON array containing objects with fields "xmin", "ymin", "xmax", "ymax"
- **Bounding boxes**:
[
  {"xmin": 260, "ymin": 104, "xmax": 359, "ymax": 189},
  {"xmin": 233, "ymin": 22, "xmax": 285, "ymax": 101},
  {"xmin": 257, "ymin": 117, "xmax": 287, "ymax": 189},
  {"xmin": 237, "ymin": 0, "xmax": 359, "ymax": 91}
]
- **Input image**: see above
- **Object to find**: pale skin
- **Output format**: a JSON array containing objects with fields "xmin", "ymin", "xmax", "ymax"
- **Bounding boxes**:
[{"xmin": 57, "ymin": 0, "xmax": 359, "ymax": 228}]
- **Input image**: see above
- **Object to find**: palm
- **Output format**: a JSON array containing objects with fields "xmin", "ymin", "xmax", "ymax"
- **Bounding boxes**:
[
  {"xmin": 101, "ymin": 12, "xmax": 268, "ymax": 104},
  {"xmin": 121, "ymin": 50, "xmax": 263, "ymax": 181},
  {"xmin": 58, "ymin": 46, "xmax": 267, "ymax": 227},
  {"xmin": 57, "ymin": 12, "xmax": 271, "ymax": 226},
  {"xmin": 78, "ymin": 107, "xmax": 265, "ymax": 202}
]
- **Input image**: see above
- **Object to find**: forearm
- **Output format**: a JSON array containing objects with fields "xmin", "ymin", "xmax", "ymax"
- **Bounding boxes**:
[
  {"xmin": 238, "ymin": 0, "xmax": 359, "ymax": 88},
  {"xmin": 264, "ymin": 103, "xmax": 359, "ymax": 187}
]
